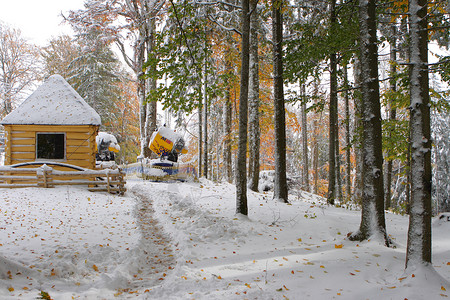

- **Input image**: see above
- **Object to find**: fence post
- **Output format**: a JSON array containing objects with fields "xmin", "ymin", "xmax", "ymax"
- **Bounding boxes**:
[{"xmin": 38, "ymin": 164, "xmax": 53, "ymax": 188}]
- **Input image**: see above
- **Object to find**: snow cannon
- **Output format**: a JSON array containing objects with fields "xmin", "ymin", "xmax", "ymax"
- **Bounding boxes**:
[
  {"xmin": 149, "ymin": 127, "xmax": 187, "ymax": 162},
  {"xmin": 96, "ymin": 132, "xmax": 120, "ymax": 162}
]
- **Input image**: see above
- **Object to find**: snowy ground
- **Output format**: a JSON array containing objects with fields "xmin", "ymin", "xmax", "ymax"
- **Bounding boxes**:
[{"xmin": 0, "ymin": 178, "xmax": 449, "ymax": 299}]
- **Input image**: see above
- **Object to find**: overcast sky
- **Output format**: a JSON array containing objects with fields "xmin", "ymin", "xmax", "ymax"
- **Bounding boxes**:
[{"xmin": 0, "ymin": 0, "xmax": 85, "ymax": 45}]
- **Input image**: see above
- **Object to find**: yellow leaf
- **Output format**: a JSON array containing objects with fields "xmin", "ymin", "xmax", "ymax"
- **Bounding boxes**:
[
  {"xmin": 335, "ymin": 244, "xmax": 343, "ymax": 249},
  {"xmin": 245, "ymin": 283, "xmax": 251, "ymax": 288},
  {"xmin": 387, "ymin": 286, "xmax": 396, "ymax": 289},
  {"xmin": 8, "ymin": 287, "xmax": 14, "ymax": 292},
  {"xmin": 320, "ymin": 265, "xmax": 325, "ymax": 268},
  {"xmin": 442, "ymin": 286, "xmax": 447, "ymax": 291},
  {"xmin": 297, "ymin": 238, "xmax": 302, "ymax": 242},
  {"xmin": 217, "ymin": 276, "xmax": 222, "ymax": 279},
  {"xmin": 283, "ymin": 285, "xmax": 289, "ymax": 290}
]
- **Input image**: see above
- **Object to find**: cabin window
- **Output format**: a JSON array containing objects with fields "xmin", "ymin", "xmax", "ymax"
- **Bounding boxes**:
[{"xmin": 36, "ymin": 133, "xmax": 65, "ymax": 160}]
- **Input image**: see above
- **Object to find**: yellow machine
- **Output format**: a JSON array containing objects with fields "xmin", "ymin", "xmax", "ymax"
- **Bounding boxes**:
[{"xmin": 149, "ymin": 127, "xmax": 187, "ymax": 161}]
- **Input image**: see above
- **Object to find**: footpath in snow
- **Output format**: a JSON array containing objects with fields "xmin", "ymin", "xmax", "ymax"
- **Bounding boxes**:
[{"xmin": 0, "ymin": 178, "xmax": 449, "ymax": 299}]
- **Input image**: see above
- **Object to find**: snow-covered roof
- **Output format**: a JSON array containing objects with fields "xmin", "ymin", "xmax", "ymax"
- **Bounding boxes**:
[{"xmin": 0, "ymin": 74, "xmax": 101, "ymax": 126}]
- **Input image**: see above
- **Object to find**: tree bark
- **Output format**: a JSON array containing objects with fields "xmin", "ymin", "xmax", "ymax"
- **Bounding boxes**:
[
  {"xmin": 353, "ymin": 57, "xmax": 363, "ymax": 206},
  {"xmin": 236, "ymin": 0, "xmax": 251, "ymax": 215},
  {"xmin": 248, "ymin": 0, "xmax": 261, "ymax": 192},
  {"xmin": 327, "ymin": 0, "xmax": 338, "ymax": 205},
  {"xmin": 300, "ymin": 84, "xmax": 309, "ymax": 192},
  {"xmin": 406, "ymin": 0, "xmax": 432, "ymax": 268},
  {"xmin": 385, "ymin": 25, "xmax": 397, "ymax": 210},
  {"xmin": 343, "ymin": 65, "xmax": 352, "ymax": 201},
  {"xmin": 203, "ymin": 63, "xmax": 209, "ymax": 179},
  {"xmin": 198, "ymin": 101, "xmax": 203, "ymax": 177},
  {"xmin": 349, "ymin": 0, "xmax": 388, "ymax": 245},
  {"xmin": 223, "ymin": 47, "xmax": 233, "ymax": 183},
  {"xmin": 272, "ymin": 0, "xmax": 288, "ymax": 203}
]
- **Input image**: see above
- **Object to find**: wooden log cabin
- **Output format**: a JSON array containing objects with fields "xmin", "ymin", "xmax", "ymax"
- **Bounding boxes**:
[{"xmin": 0, "ymin": 74, "xmax": 101, "ymax": 170}]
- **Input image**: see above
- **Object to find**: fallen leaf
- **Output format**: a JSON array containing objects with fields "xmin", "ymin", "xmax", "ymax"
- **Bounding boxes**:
[
  {"xmin": 442, "ymin": 286, "xmax": 447, "ymax": 291},
  {"xmin": 8, "ymin": 287, "xmax": 14, "ymax": 292},
  {"xmin": 93, "ymin": 264, "xmax": 99, "ymax": 272},
  {"xmin": 283, "ymin": 285, "xmax": 289, "ymax": 290},
  {"xmin": 335, "ymin": 244, "xmax": 343, "ymax": 249}
]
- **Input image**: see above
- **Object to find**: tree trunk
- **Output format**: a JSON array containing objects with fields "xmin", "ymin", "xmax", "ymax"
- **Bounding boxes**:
[
  {"xmin": 248, "ymin": 1, "xmax": 261, "ymax": 192},
  {"xmin": 301, "ymin": 84, "xmax": 309, "ymax": 192},
  {"xmin": 343, "ymin": 65, "xmax": 352, "ymax": 201},
  {"xmin": 313, "ymin": 119, "xmax": 319, "ymax": 195},
  {"xmin": 349, "ymin": 0, "xmax": 388, "ymax": 245},
  {"xmin": 353, "ymin": 56, "xmax": 363, "ymax": 205},
  {"xmin": 272, "ymin": 0, "xmax": 288, "ymax": 203},
  {"xmin": 236, "ymin": 0, "xmax": 251, "ymax": 215},
  {"xmin": 203, "ymin": 63, "xmax": 208, "ymax": 179},
  {"xmin": 198, "ymin": 101, "xmax": 203, "ymax": 177},
  {"xmin": 223, "ymin": 47, "xmax": 233, "ymax": 183},
  {"xmin": 327, "ymin": 0, "xmax": 338, "ymax": 205},
  {"xmin": 144, "ymin": 18, "xmax": 157, "ymax": 158},
  {"xmin": 385, "ymin": 25, "xmax": 397, "ymax": 210},
  {"xmin": 335, "ymin": 118, "xmax": 342, "ymax": 203},
  {"xmin": 406, "ymin": 0, "xmax": 432, "ymax": 268}
]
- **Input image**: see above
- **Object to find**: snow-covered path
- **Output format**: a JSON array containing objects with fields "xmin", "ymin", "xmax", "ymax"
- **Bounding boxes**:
[
  {"xmin": 1, "ymin": 179, "xmax": 449, "ymax": 299},
  {"xmin": 0, "ymin": 185, "xmax": 175, "ymax": 299}
]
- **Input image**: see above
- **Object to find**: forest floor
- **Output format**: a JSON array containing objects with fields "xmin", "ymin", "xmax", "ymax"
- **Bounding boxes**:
[{"xmin": 0, "ymin": 178, "xmax": 449, "ymax": 299}]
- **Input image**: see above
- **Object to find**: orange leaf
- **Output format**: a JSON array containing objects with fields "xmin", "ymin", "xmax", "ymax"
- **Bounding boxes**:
[
  {"xmin": 93, "ymin": 264, "xmax": 99, "ymax": 272},
  {"xmin": 283, "ymin": 285, "xmax": 289, "ymax": 291},
  {"xmin": 8, "ymin": 287, "xmax": 14, "ymax": 292},
  {"xmin": 291, "ymin": 270, "xmax": 295, "ymax": 274},
  {"xmin": 335, "ymin": 244, "xmax": 343, "ymax": 249},
  {"xmin": 441, "ymin": 286, "xmax": 447, "ymax": 291}
]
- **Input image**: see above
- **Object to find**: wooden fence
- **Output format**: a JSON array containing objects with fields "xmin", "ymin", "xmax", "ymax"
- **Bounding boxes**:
[{"xmin": 0, "ymin": 164, "xmax": 126, "ymax": 195}]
